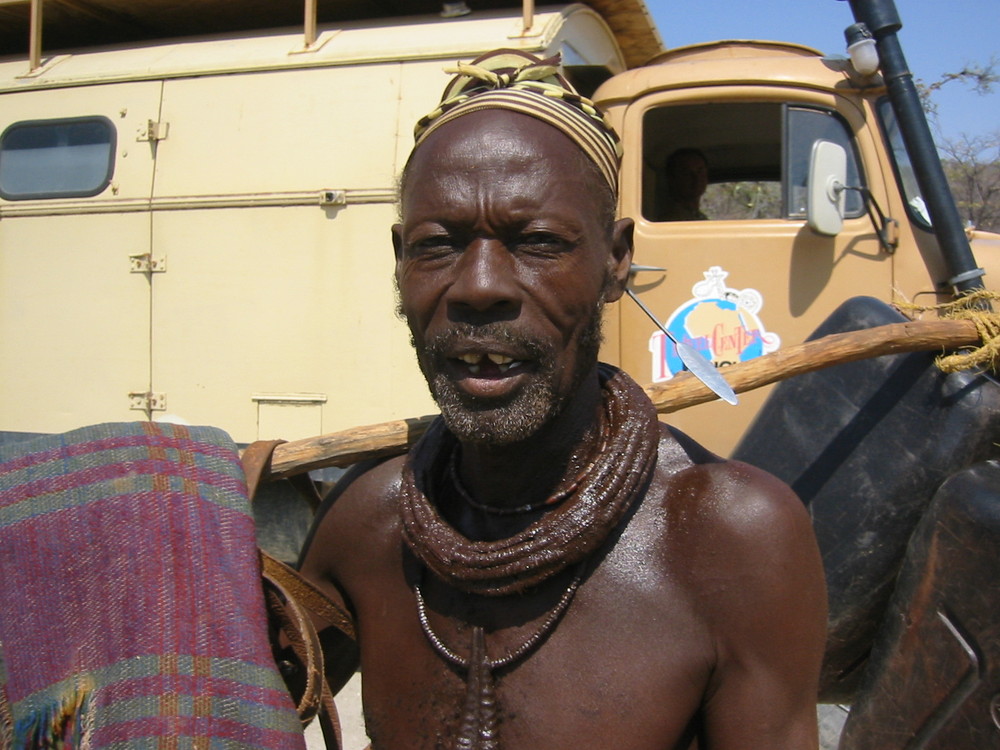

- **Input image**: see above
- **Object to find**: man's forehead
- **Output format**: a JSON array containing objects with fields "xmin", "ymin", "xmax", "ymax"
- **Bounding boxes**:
[
  {"xmin": 399, "ymin": 114, "xmax": 608, "ymax": 225},
  {"xmin": 408, "ymin": 110, "xmax": 585, "ymax": 174}
]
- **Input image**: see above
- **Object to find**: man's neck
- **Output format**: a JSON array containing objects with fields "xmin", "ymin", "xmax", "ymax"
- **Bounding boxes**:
[{"xmin": 454, "ymin": 367, "xmax": 604, "ymax": 514}]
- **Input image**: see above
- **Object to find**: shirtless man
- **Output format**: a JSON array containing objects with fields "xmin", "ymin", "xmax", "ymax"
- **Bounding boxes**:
[{"xmin": 299, "ymin": 50, "xmax": 827, "ymax": 749}]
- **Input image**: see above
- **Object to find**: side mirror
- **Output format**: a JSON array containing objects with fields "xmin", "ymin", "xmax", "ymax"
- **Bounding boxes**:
[{"xmin": 807, "ymin": 139, "xmax": 847, "ymax": 236}]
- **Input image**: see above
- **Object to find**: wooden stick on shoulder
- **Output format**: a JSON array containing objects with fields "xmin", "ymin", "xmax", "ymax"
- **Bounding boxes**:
[
  {"xmin": 647, "ymin": 318, "xmax": 981, "ymax": 413},
  {"xmin": 267, "ymin": 415, "xmax": 436, "ymax": 478},
  {"xmin": 268, "ymin": 318, "xmax": 982, "ymax": 479}
]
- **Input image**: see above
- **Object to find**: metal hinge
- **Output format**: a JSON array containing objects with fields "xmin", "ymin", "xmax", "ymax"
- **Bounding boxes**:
[
  {"xmin": 129, "ymin": 391, "xmax": 167, "ymax": 413},
  {"xmin": 129, "ymin": 253, "xmax": 166, "ymax": 273},
  {"xmin": 136, "ymin": 119, "xmax": 169, "ymax": 142}
]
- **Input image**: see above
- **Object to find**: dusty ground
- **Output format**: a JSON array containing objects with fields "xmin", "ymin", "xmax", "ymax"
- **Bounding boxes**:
[{"xmin": 305, "ymin": 673, "xmax": 368, "ymax": 749}]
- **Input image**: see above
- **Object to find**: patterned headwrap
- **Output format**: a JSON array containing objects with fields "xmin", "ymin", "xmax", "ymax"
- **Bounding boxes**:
[{"xmin": 413, "ymin": 49, "xmax": 623, "ymax": 195}]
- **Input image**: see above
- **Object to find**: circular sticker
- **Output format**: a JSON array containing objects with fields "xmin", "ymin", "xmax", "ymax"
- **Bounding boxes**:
[{"xmin": 649, "ymin": 267, "xmax": 780, "ymax": 382}]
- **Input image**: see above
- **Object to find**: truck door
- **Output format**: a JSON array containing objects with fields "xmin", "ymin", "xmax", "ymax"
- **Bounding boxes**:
[
  {"xmin": 0, "ymin": 82, "xmax": 163, "ymax": 437},
  {"xmin": 615, "ymin": 93, "xmax": 895, "ymax": 455}
]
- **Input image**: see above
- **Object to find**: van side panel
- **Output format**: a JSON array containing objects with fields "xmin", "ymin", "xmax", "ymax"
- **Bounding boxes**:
[
  {"xmin": 0, "ymin": 82, "xmax": 163, "ymax": 435},
  {"xmin": 148, "ymin": 63, "xmax": 436, "ymax": 441},
  {"xmin": 0, "ymin": 7, "xmax": 628, "ymax": 443}
]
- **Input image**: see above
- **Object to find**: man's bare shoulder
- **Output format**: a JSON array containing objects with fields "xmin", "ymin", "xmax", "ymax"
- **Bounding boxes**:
[
  {"xmin": 646, "ymin": 422, "xmax": 824, "ymax": 619},
  {"xmin": 299, "ymin": 454, "xmax": 407, "ymax": 585},
  {"xmin": 652, "ymin": 422, "xmax": 812, "ymax": 543},
  {"xmin": 319, "ymin": 454, "xmax": 406, "ymax": 521}
]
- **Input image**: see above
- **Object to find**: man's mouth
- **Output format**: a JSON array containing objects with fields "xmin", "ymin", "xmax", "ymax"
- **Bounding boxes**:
[{"xmin": 454, "ymin": 351, "xmax": 528, "ymax": 377}]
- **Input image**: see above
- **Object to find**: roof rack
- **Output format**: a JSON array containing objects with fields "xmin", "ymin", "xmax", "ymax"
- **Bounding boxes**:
[
  {"xmin": 1, "ymin": 1, "xmax": 661, "ymax": 75},
  {"xmin": 2, "ymin": 0, "xmax": 329, "ymax": 74}
]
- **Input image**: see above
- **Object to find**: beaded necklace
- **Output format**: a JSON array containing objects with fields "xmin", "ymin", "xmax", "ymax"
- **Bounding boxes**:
[{"xmin": 413, "ymin": 563, "xmax": 585, "ymax": 750}]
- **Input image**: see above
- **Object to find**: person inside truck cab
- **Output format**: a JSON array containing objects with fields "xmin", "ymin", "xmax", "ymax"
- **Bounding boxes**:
[
  {"xmin": 299, "ymin": 49, "xmax": 827, "ymax": 749},
  {"xmin": 659, "ymin": 146, "xmax": 710, "ymax": 221}
]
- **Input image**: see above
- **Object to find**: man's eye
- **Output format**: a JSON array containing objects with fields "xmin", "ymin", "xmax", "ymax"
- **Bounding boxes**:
[
  {"xmin": 516, "ymin": 233, "xmax": 567, "ymax": 254},
  {"xmin": 410, "ymin": 236, "xmax": 457, "ymax": 255}
]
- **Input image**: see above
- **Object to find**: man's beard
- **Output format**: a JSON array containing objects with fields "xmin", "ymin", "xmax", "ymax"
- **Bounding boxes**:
[{"xmin": 414, "ymin": 304, "xmax": 605, "ymax": 446}]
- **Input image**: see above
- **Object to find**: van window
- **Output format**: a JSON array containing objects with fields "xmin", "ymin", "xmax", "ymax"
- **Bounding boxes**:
[
  {"xmin": 0, "ymin": 117, "xmax": 116, "ymax": 200},
  {"xmin": 642, "ymin": 102, "xmax": 864, "ymax": 222}
]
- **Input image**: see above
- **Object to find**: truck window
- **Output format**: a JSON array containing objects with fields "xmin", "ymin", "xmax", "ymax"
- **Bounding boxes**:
[
  {"xmin": 642, "ymin": 102, "xmax": 864, "ymax": 222},
  {"xmin": 876, "ymin": 98, "xmax": 932, "ymax": 229},
  {"xmin": 0, "ymin": 117, "xmax": 116, "ymax": 200}
]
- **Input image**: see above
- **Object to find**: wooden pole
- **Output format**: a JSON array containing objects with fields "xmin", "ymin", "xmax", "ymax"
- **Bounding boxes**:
[
  {"xmin": 268, "ymin": 414, "xmax": 435, "ymax": 478},
  {"xmin": 647, "ymin": 318, "xmax": 983, "ymax": 413},
  {"xmin": 266, "ymin": 318, "xmax": 983, "ymax": 479}
]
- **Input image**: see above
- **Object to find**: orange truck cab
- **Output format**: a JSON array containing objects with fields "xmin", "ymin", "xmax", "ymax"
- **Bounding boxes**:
[{"xmin": 597, "ymin": 39, "xmax": 999, "ymax": 454}]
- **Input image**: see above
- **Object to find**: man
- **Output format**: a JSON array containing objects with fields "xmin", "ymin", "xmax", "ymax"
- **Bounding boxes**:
[
  {"xmin": 660, "ymin": 147, "xmax": 710, "ymax": 221},
  {"xmin": 300, "ymin": 50, "xmax": 826, "ymax": 749}
]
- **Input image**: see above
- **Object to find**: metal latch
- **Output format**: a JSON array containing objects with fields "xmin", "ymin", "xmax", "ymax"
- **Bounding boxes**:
[
  {"xmin": 320, "ymin": 190, "xmax": 346, "ymax": 206},
  {"xmin": 136, "ymin": 119, "xmax": 169, "ymax": 142},
  {"xmin": 129, "ymin": 253, "xmax": 166, "ymax": 273},
  {"xmin": 129, "ymin": 391, "xmax": 167, "ymax": 412}
]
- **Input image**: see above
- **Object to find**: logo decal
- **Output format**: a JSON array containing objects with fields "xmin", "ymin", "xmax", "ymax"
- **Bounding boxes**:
[{"xmin": 649, "ymin": 266, "xmax": 780, "ymax": 382}]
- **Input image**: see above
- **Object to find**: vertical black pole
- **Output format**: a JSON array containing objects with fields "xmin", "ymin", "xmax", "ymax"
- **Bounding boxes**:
[{"xmin": 845, "ymin": 0, "xmax": 984, "ymax": 294}]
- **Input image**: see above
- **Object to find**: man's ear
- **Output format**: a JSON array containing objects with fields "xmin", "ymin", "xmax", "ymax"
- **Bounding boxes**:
[
  {"xmin": 392, "ymin": 223, "xmax": 404, "ymax": 267},
  {"xmin": 603, "ymin": 217, "xmax": 635, "ymax": 303}
]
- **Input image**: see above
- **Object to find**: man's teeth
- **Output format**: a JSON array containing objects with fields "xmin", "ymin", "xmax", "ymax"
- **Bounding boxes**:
[{"xmin": 456, "ymin": 352, "xmax": 523, "ymax": 374}]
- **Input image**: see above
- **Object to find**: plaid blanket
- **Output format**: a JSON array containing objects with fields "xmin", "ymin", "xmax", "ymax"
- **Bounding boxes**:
[{"xmin": 0, "ymin": 422, "xmax": 305, "ymax": 748}]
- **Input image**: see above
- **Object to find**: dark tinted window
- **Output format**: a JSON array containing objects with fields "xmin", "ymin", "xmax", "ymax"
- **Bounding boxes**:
[{"xmin": 0, "ymin": 117, "xmax": 116, "ymax": 200}]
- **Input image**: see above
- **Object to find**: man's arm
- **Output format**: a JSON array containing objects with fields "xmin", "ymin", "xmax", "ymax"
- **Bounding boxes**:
[
  {"xmin": 295, "ymin": 460, "xmax": 391, "ymax": 694},
  {"xmin": 695, "ymin": 461, "xmax": 827, "ymax": 749}
]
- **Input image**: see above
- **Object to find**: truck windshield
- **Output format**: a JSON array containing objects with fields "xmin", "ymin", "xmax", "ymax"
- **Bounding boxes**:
[{"xmin": 876, "ymin": 98, "xmax": 933, "ymax": 229}]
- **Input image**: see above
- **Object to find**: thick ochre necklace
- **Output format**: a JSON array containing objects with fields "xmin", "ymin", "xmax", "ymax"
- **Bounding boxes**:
[
  {"xmin": 399, "ymin": 365, "xmax": 660, "ymax": 749},
  {"xmin": 399, "ymin": 364, "xmax": 660, "ymax": 598}
]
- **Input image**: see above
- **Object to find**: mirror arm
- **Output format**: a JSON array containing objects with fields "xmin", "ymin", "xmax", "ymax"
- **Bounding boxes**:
[{"xmin": 836, "ymin": 183, "xmax": 899, "ymax": 254}]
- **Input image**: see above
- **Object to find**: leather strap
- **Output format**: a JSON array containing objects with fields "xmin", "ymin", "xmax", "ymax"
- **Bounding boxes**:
[
  {"xmin": 262, "ymin": 569, "xmax": 326, "ymax": 724},
  {"xmin": 260, "ymin": 551, "xmax": 356, "ymax": 642},
  {"xmin": 242, "ymin": 440, "xmax": 357, "ymax": 748},
  {"xmin": 241, "ymin": 439, "xmax": 285, "ymax": 502}
]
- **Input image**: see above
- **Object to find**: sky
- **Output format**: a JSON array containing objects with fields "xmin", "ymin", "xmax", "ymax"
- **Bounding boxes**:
[{"xmin": 645, "ymin": 0, "xmax": 999, "ymax": 144}]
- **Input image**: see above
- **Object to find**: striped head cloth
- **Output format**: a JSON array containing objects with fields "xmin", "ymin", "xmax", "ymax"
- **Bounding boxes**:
[{"xmin": 413, "ymin": 49, "xmax": 623, "ymax": 195}]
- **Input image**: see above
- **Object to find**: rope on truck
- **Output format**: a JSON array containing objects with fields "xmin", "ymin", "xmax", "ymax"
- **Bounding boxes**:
[{"xmin": 898, "ymin": 290, "xmax": 1000, "ymax": 373}]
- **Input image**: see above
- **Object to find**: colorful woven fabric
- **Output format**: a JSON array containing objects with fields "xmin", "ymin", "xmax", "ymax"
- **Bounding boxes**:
[{"xmin": 0, "ymin": 422, "xmax": 305, "ymax": 748}]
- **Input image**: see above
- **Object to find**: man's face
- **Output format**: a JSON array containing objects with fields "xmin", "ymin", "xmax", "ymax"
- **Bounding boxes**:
[
  {"xmin": 669, "ymin": 153, "xmax": 709, "ymax": 203},
  {"xmin": 393, "ymin": 110, "xmax": 632, "ymax": 445}
]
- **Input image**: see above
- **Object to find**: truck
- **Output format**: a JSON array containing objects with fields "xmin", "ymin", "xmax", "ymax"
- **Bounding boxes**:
[{"xmin": 2, "ymin": 0, "xmax": 998, "ymax": 747}]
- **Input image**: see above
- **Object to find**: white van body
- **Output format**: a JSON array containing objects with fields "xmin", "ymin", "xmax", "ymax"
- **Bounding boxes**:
[{"xmin": 0, "ymin": 3, "xmax": 647, "ymax": 444}]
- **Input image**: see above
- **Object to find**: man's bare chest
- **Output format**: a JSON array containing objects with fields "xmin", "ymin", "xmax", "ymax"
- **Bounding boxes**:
[{"xmin": 353, "ymin": 554, "xmax": 713, "ymax": 750}]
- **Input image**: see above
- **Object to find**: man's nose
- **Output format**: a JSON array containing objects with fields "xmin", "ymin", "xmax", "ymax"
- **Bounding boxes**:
[{"xmin": 446, "ymin": 239, "xmax": 520, "ymax": 317}]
